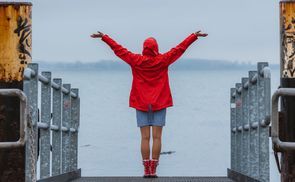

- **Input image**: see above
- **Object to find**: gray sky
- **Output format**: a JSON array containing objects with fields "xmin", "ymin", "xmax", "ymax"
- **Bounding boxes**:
[{"xmin": 27, "ymin": 0, "xmax": 280, "ymax": 63}]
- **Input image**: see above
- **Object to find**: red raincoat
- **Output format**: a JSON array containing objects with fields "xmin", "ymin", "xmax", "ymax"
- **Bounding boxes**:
[{"xmin": 101, "ymin": 33, "xmax": 198, "ymax": 111}]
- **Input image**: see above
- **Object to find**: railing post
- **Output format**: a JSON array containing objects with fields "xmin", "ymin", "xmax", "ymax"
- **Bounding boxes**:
[
  {"xmin": 62, "ymin": 84, "xmax": 71, "ymax": 173},
  {"xmin": 248, "ymin": 71, "xmax": 259, "ymax": 179},
  {"xmin": 23, "ymin": 64, "xmax": 80, "ymax": 181},
  {"xmin": 230, "ymin": 88, "xmax": 236, "ymax": 171},
  {"xmin": 257, "ymin": 62, "xmax": 270, "ymax": 182},
  {"xmin": 24, "ymin": 63, "xmax": 38, "ymax": 182},
  {"xmin": 71, "ymin": 88, "xmax": 80, "ymax": 171},
  {"xmin": 235, "ymin": 83, "xmax": 242, "ymax": 173},
  {"xmin": 52, "ymin": 78, "xmax": 62, "ymax": 176},
  {"xmin": 229, "ymin": 64, "xmax": 270, "ymax": 182},
  {"xmin": 40, "ymin": 72, "xmax": 52, "ymax": 178},
  {"xmin": 241, "ymin": 78, "xmax": 250, "ymax": 175}
]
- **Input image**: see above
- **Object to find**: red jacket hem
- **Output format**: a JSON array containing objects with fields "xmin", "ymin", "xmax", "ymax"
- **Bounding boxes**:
[{"xmin": 130, "ymin": 103, "xmax": 173, "ymax": 112}]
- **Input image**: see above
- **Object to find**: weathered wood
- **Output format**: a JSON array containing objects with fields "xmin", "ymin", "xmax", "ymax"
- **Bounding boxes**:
[{"xmin": 0, "ymin": 2, "xmax": 32, "ymax": 182}]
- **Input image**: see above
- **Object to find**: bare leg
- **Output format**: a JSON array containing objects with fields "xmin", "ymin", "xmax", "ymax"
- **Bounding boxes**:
[
  {"xmin": 140, "ymin": 126, "xmax": 151, "ymax": 160},
  {"xmin": 152, "ymin": 126, "xmax": 163, "ymax": 160}
]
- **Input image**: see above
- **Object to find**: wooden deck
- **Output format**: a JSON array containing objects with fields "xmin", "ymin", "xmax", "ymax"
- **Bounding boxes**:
[{"xmin": 71, "ymin": 176, "xmax": 234, "ymax": 182}]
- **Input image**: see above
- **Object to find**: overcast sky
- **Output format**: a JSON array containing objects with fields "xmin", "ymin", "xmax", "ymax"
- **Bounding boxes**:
[{"xmin": 25, "ymin": 0, "xmax": 280, "ymax": 63}]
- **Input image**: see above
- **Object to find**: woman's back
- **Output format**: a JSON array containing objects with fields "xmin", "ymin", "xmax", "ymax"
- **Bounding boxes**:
[{"xmin": 100, "ymin": 33, "xmax": 199, "ymax": 111}]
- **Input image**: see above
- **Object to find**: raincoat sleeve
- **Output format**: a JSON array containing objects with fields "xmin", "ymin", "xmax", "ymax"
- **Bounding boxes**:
[
  {"xmin": 101, "ymin": 34, "xmax": 141, "ymax": 65},
  {"xmin": 163, "ymin": 33, "xmax": 198, "ymax": 66}
]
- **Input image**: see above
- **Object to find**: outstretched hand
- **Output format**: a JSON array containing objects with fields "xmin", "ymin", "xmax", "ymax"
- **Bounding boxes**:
[
  {"xmin": 194, "ymin": 31, "xmax": 208, "ymax": 37},
  {"xmin": 91, "ymin": 31, "xmax": 104, "ymax": 38}
]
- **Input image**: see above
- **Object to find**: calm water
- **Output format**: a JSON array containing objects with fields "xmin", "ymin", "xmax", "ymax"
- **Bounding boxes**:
[{"xmin": 47, "ymin": 68, "xmax": 280, "ymax": 181}]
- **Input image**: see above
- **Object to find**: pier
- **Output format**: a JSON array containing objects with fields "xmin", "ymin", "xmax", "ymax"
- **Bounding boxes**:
[
  {"xmin": 0, "ymin": 62, "xmax": 271, "ymax": 182},
  {"xmin": 1, "ymin": 1, "xmax": 295, "ymax": 182}
]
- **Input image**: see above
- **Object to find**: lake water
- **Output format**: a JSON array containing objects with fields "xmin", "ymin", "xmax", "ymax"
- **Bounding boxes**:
[{"xmin": 47, "ymin": 67, "xmax": 281, "ymax": 181}]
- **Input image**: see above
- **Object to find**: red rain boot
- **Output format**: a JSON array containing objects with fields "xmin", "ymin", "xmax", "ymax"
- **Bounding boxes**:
[
  {"xmin": 142, "ymin": 159, "xmax": 150, "ymax": 178},
  {"xmin": 150, "ymin": 159, "xmax": 159, "ymax": 178}
]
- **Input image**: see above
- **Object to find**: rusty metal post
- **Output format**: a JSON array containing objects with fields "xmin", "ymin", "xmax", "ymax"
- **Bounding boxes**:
[
  {"xmin": 0, "ymin": 2, "xmax": 32, "ymax": 181},
  {"xmin": 280, "ymin": 1, "xmax": 295, "ymax": 181},
  {"xmin": 279, "ymin": 1, "xmax": 295, "ymax": 181}
]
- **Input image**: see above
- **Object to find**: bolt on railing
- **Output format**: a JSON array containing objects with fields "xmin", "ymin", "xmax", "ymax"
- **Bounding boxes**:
[
  {"xmin": 229, "ymin": 62, "xmax": 271, "ymax": 182},
  {"xmin": 23, "ymin": 63, "xmax": 80, "ymax": 182}
]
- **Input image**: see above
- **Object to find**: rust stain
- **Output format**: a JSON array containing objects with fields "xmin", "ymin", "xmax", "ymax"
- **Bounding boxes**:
[
  {"xmin": 0, "ymin": 3, "xmax": 31, "ymax": 181},
  {"xmin": 0, "ymin": 4, "xmax": 32, "ymax": 82},
  {"xmin": 64, "ymin": 100, "xmax": 71, "ymax": 108},
  {"xmin": 281, "ymin": 2, "xmax": 295, "ymax": 78},
  {"xmin": 236, "ymin": 99, "xmax": 242, "ymax": 107}
]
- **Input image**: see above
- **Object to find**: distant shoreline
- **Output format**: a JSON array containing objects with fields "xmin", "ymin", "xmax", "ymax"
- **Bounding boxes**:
[{"xmin": 37, "ymin": 59, "xmax": 280, "ymax": 71}]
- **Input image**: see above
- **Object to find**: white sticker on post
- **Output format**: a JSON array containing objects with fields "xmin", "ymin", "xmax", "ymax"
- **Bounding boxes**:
[{"xmin": 231, "ymin": 103, "xmax": 236, "ymax": 108}]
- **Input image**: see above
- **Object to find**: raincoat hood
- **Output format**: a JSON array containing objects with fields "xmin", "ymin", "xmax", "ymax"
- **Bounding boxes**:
[{"xmin": 142, "ymin": 37, "xmax": 159, "ymax": 56}]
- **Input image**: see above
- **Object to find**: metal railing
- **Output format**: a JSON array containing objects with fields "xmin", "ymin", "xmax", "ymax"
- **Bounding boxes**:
[
  {"xmin": 271, "ymin": 88, "xmax": 295, "ymax": 151},
  {"xmin": 0, "ymin": 89, "xmax": 27, "ymax": 148},
  {"xmin": 228, "ymin": 62, "xmax": 271, "ymax": 182},
  {"xmin": 23, "ymin": 63, "xmax": 80, "ymax": 182},
  {"xmin": 271, "ymin": 88, "xmax": 295, "ymax": 174}
]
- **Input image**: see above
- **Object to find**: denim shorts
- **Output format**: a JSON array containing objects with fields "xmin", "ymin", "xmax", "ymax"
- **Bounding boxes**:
[{"xmin": 136, "ymin": 108, "xmax": 166, "ymax": 127}]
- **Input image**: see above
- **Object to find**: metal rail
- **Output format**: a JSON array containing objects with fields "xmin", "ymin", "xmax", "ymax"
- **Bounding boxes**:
[
  {"xmin": 24, "ymin": 67, "xmax": 77, "ymax": 98},
  {"xmin": 271, "ymin": 88, "xmax": 295, "ymax": 151},
  {"xmin": 22, "ymin": 63, "xmax": 80, "ymax": 182},
  {"xmin": 0, "ymin": 89, "xmax": 27, "ymax": 148},
  {"xmin": 229, "ymin": 62, "xmax": 271, "ymax": 182}
]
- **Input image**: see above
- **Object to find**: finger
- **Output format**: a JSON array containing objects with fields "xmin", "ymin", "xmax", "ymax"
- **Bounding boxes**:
[{"xmin": 200, "ymin": 33, "xmax": 207, "ymax": 36}]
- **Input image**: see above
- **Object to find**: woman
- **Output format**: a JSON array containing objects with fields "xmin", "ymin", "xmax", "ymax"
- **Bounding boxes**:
[{"xmin": 91, "ymin": 31, "xmax": 207, "ymax": 178}]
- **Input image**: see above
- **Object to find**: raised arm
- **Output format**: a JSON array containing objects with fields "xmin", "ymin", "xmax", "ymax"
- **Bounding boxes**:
[
  {"xmin": 163, "ymin": 31, "xmax": 208, "ymax": 66},
  {"xmin": 91, "ymin": 31, "xmax": 141, "ymax": 66}
]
